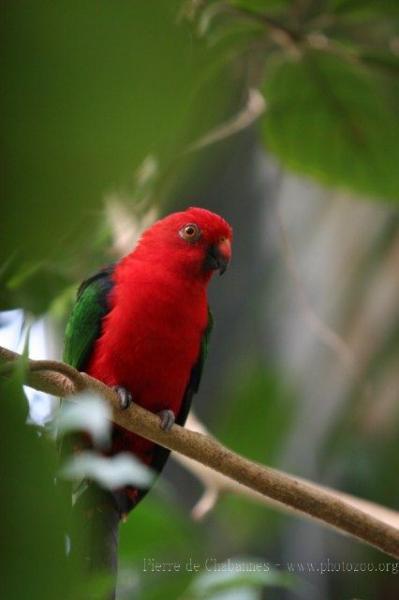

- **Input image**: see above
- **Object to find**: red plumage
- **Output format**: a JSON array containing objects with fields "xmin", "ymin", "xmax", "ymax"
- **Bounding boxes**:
[{"xmin": 86, "ymin": 207, "xmax": 232, "ymax": 481}]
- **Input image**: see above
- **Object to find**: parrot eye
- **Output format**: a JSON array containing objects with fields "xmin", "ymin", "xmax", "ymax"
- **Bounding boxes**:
[{"xmin": 179, "ymin": 223, "xmax": 201, "ymax": 243}]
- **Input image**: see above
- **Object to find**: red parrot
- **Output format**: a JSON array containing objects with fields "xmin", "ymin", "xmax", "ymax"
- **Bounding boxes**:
[{"xmin": 63, "ymin": 207, "xmax": 232, "ymax": 574}]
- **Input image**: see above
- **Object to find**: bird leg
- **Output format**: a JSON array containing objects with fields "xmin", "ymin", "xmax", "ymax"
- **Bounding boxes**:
[
  {"xmin": 158, "ymin": 409, "xmax": 175, "ymax": 432},
  {"xmin": 112, "ymin": 386, "xmax": 133, "ymax": 410}
]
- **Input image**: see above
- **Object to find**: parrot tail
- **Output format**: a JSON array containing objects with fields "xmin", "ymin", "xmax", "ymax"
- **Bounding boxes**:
[{"xmin": 71, "ymin": 485, "xmax": 121, "ymax": 600}]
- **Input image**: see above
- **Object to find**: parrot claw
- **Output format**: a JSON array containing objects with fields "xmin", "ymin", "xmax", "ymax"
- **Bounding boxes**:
[
  {"xmin": 158, "ymin": 409, "xmax": 175, "ymax": 432},
  {"xmin": 113, "ymin": 386, "xmax": 133, "ymax": 410}
]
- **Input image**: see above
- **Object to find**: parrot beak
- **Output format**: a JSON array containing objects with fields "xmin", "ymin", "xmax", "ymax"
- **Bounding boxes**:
[{"xmin": 205, "ymin": 239, "xmax": 231, "ymax": 275}]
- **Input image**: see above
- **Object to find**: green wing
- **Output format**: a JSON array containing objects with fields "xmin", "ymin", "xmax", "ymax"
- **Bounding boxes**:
[{"xmin": 63, "ymin": 265, "xmax": 115, "ymax": 370}]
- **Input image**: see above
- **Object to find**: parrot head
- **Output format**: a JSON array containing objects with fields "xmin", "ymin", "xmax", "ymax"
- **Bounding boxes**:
[{"xmin": 136, "ymin": 207, "xmax": 232, "ymax": 280}]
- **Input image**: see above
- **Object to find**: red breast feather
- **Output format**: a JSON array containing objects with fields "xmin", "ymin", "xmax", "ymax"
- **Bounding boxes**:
[{"xmin": 86, "ymin": 207, "xmax": 232, "ymax": 460}]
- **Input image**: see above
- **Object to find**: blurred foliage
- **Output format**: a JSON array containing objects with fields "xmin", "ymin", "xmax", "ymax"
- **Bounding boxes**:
[
  {"xmin": 210, "ymin": 363, "xmax": 295, "ymax": 547},
  {"xmin": 118, "ymin": 493, "xmax": 297, "ymax": 600},
  {"xmin": 56, "ymin": 393, "xmax": 113, "ymax": 447},
  {"xmin": 0, "ymin": 360, "xmax": 73, "ymax": 598},
  {"xmin": 119, "ymin": 497, "xmax": 204, "ymax": 599},
  {"xmin": 2, "ymin": 0, "xmax": 399, "ymax": 314},
  {"xmin": 2, "ymin": 2, "xmax": 399, "ymax": 600},
  {"xmin": 199, "ymin": 0, "xmax": 399, "ymax": 200},
  {"xmin": 214, "ymin": 362, "xmax": 295, "ymax": 462},
  {"xmin": 1, "ymin": 0, "xmax": 236, "ymax": 312},
  {"xmin": 184, "ymin": 561, "xmax": 296, "ymax": 599},
  {"xmin": 262, "ymin": 50, "xmax": 399, "ymax": 199}
]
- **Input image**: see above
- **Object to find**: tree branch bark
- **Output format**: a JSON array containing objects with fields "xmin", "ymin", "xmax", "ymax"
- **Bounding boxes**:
[
  {"xmin": 1, "ymin": 344, "xmax": 399, "ymax": 559},
  {"xmin": 178, "ymin": 414, "xmax": 399, "ymax": 531}
]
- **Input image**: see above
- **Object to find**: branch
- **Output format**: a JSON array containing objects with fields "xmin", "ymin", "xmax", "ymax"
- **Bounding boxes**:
[
  {"xmin": 185, "ymin": 88, "xmax": 266, "ymax": 153},
  {"xmin": 1, "ymin": 345, "xmax": 399, "ymax": 559},
  {"xmin": 178, "ymin": 414, "xmax": 399, "ymax": 530},
  {"xmin": 225, "ymin": 4, "xmax": 301, "ymax": 56}
]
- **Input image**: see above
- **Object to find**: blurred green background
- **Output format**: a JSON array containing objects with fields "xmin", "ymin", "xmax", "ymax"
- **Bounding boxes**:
[{"xmin": 1, "ymin": 1, "xmax": 399, "ymax": 599}]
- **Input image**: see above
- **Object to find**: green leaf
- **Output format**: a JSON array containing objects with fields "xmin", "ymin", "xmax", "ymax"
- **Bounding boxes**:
[
  {"xmin": 197, "ymin": 3, "xmax": 264, "ymax": 47},
  {"xmin": 261, "ymin": 51, "xmax": 399, "ymax": 201}
]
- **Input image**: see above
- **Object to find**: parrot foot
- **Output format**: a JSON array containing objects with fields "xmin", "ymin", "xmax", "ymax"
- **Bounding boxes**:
[
  {"xmin": 113, "ymin": 386, "xmax": 133, "ymax": 410},
  {"xmin": 158, "ymin": 409, "xmax": 175, "ymax": 432}
]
